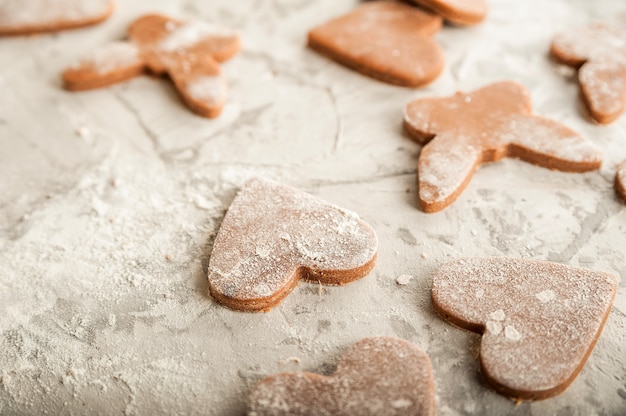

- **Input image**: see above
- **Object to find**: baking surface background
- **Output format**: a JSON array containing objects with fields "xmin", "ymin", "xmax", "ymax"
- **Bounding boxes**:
[{"xmin": 1, "ymin": 0, "xmax": 625, "ymax": 414}]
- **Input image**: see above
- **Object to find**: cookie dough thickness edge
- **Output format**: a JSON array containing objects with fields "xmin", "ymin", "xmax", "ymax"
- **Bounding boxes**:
[
  {"xmin": 206, "ymin": 177, "xmax": 378, "ymax": 312},
  {"xmin": 430, "ymin": 257, "xmax": 617, "ymax": 400}
]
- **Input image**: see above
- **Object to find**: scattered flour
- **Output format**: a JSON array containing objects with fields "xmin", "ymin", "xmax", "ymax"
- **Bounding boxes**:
[{"xmin": 396, "ymin": 274, "xmax": 413, "ymax": 285}]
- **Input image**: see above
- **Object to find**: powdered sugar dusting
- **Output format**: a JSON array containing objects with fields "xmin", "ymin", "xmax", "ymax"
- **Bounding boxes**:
[
  {"xmin": 552, "ymin": 19, "xmax": 626, "ymax": 63},
  {"xmin": 617, "ymin": 160, "xmax": 626, "ymax": 192},
  {"xmin": 247, "ymin": 337, "xmax": 436, "ymax": 416},
  {"xmin": 418, "ymin": 133, "xmax": 479, "ymax": 204},
  {"xmin": 208, "ymin": 177, "xmax": 378, "ymax": 303},
  {"xmin": 489, "ymin": 309, "xmax": 505, "ymax": 321},
  {"xmin": 396, "ymin": 274, "xmax": 413, "ymax": 285},
  {"xmin": 159, "ymin": 21, "xmax": 238, "ymax": 52},
  {"xmin": 432, "ymin": 257, "xmax": 617, "ymax": 393},
  {"xmin": 186, "ymin": 75, "xmax": 228, "ymax": 106},
  {"xmin": 74, "ymin": 42, "xmax": 140, "ymax": 74},
  {"xmin": 405, "ymin": 82, "xmax": 601, "ymax": 210},
  {"xmin": 62, "ymin": 13, "xmax": 240, "ymax": 118},
  {"xmin": 504, "ymin": 325, "xmax": 521, "ymax": 341},
  {"xmin": 486, "ymin": 320, "xmax": 503, "ymax": 335},
  {"xmin": 579, "ymin": 60, "xmax": 626, "ymax": 117},
  {"xmin": 551, "ymin": 16, "xmax": 626, "ymax": 122},
  {"xmin": 536, "ymin": 289, "xmax": 556, "ymax": 303},
  {"xmin": 501, "ymin": 114, "xmax": 602, "ymax": 164},
  {"xmin": 0, "ymin": 0, "xmax": 111, "ymax": 27}
]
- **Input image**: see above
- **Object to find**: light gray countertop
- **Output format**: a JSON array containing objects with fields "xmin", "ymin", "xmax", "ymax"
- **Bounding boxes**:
[{"xmin": 1, "ymin": 0, "xmax": 625, "ymax": 415}]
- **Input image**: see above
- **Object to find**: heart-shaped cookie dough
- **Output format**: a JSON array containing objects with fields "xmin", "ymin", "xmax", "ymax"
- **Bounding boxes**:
[
  {"xmin": 432, "ymin": 257, "xmax": 617, "ymax": 400},
  {"xmin": 207, "ymin": 177, "xmax": 378, "ymax": 312},
  {"xmin": 63, "ymin": 14, "xmax": 240, "ymax": 118},
  {"xmin": 404, "ymin": 81, "xmax": 603, "ymax": 212},
  {"xmin": 308, "ymin": 1, "xmax": 444, "ymax": 87},
  {"xmin": 551, "ymin": 15, "xmax": 626, "ymax": 124},
  {"xmin": 0, "ymin": 0, "xmax": 114, "ymax": 35},
  {"xmin": 247, "ymin": 336, "xmax": 436, "ymax": 416}
]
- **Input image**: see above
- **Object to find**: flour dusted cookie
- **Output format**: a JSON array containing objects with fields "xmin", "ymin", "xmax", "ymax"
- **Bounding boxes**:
[
  {"xmin": 63, "ymin": 14, "xmax": 240, "ymax": 118},
  {"xmin": 207, "ymin": 177, "xmax": 378, "ymax": 312},
  {"xmin": 551, "ymin": 15, "xmax": 626, "ymax": 124},
  {"xmin": 0, "ymin": 0, "xmax": 114, "ymax": 35},
  {"xmin": 403, "ymin": 81, "xmax": 603, "ymax": 212},
  {"xmin": 432, "ymin": 257, "xmax": 617, "ymax": 400},
  {"xmin": 410, "ymin": 0, "xmax": 487, "ymax": 26},
  {"xmin": 615, "ymin": 160, "xmax": 626, "ymax": 202},
  {"xmin": 247, "ymin": 336, "xmax": 436, "ymax": 416},
  {"xmin": 308, "ymin": 1, "xmax": 444, "ymax": 87}
]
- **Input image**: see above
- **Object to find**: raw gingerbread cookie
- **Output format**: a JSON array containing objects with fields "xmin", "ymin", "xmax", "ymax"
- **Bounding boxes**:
[
  {"xmin": 615, "ymin": 160, "xmax": 626, "ymax": 202},
  {"xmin": 550, "ymin": 15, "xmax": 626, "ymax": 124},
  {"xmin": 410, "ymin": 0, "xmax": 487, "ymax": 26},
  {"xmin": 247, "ymin": 336, "xmax": 436, "ymax": 416},
  {"xmin": 207, "ymin": 177, "xmax": 378, "ymax": 312},
  {"xmin": 432, "ymin": 257, "xmax": 617, "ymax": 400},
  {"xmin": 403, "ymin": 81, "xmax": 603, "ymax": 212},
  {"xmin": 308, "ymin": 1, "xmax": 444, "ymax": 87},
  {"xmin": 0, "ymin": 0, "xmax": 114, "ymax": 35},
  {"xmin": 63, "ymin": 14, "xmax": 240, "ymax": 118}
]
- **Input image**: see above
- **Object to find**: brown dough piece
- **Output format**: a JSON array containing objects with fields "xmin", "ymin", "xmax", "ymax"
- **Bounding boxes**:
[
  {"xmin": 247, "ymin": 336, "xmax": 436, "ymax": 416},
  {"xmin": 207, "ymin": 177, "xmax": 378, "ymax": 312},
  {"xmin": 307, "ymin": 1, "xmax": 444, "ymax": 87},
  {"xmin": 432, "ymin": 257, "xmax": 617, "ymax": 401},
  {"xmin": 615, "ymin": 160, "xmax": 626, "ymax": 202},
  {"xmin": 550, "ymin": 15, "xmax": 626, "ymax": 124},
  {"xmin": 0, "ymin": 0, "xmax": 114, "ymax": 35},
  {"xmin": 62, "ymin": 14, "xmax": 240, "ymax": 118},
  {"xmin": 410, "ymin": 0, "xmax": 487, "ymax": 26},
  {"xmin": 403, "ymin": 81, "xmax": 603, "ymax": 212}
]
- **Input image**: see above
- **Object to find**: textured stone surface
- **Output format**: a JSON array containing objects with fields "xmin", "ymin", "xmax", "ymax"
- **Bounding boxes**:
[{"xmin": 0, "ymin": 0, "xmax": 625, "ymax": 415}]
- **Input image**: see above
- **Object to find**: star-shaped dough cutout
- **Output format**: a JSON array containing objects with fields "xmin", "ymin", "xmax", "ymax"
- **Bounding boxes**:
[
  {"xmin": 63, "ymin": 14, "xmax": 240, "ymax": 118},
  {"xmin": 403, "ymin": 81, "xmax": 603, "ymax": 212},
  {"xmin": 551, "ymin": 15, "xmax": 626, "ymax": 124}
]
